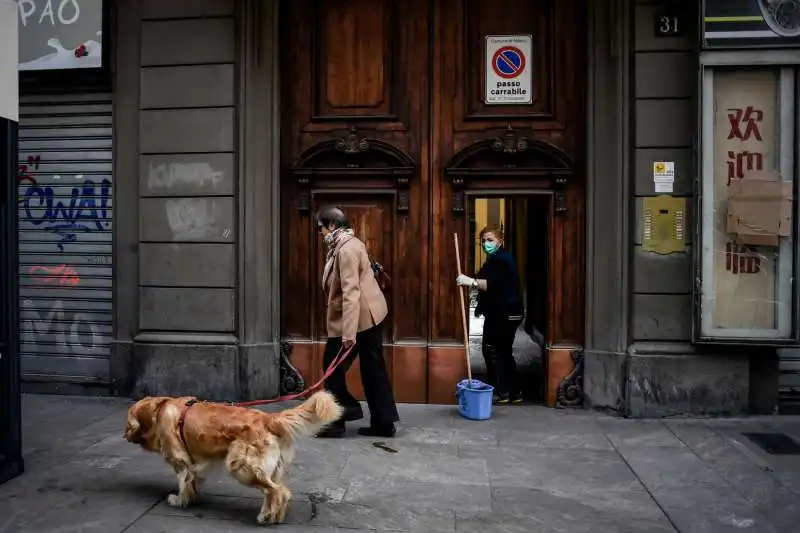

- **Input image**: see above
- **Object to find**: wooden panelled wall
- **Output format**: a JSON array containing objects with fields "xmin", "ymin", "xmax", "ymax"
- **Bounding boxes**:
[
  {"xmin": 631, "ymin": 1, "xmax": 695, "ymax": 342},
  {"xmin": 280, "ymin": 0, "xmax": 586, "ymax": 403}
]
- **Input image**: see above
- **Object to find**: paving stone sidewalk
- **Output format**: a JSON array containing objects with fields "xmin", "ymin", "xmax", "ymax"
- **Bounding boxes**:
[{"xmin": 1, "ymin": 394, "xmax": 800, "ymax": 532}]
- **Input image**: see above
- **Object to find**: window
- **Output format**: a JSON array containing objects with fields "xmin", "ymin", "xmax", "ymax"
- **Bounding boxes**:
[{"xmin": 698, "ymin": 65, "xmax": 796, "ymax": 342}]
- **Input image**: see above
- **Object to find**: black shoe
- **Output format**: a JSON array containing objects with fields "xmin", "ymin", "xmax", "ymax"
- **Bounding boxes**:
[
  {"xmin": 357, "ymin": 423, "xmax": 396, "ymax": 438},
  {"xmin": 316, "ymin": 421, "xmax": 346, "ymax": 439},
  {"xmin": 493, "ymin": 393, "xmax": 510, "ymax": 405}
]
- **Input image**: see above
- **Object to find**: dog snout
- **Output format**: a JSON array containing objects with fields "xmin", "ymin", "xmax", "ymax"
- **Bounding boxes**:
[{"xmin": 124, "ymin": 424, "xmax": 143, "ymax": 444}]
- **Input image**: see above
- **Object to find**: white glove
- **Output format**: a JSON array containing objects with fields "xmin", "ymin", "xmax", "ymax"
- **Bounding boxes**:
[{"xmin": 456, "ymin": 274, "xmax": 476, "ymax": 287}]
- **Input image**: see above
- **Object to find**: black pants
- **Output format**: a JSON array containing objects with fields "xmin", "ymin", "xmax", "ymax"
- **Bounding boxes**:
[
  {"xmin": 482, "ymin": 316, "xmax": 522, "ymax": 397},
  {"xmin": 323, "ymin": 322, "xmax": 399, "ymax": 426}
]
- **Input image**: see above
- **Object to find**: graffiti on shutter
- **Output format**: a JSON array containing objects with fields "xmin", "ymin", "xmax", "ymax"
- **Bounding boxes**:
[{"xmin": 17, "ymin": 93, "xmax": 113, "ymax": 385}]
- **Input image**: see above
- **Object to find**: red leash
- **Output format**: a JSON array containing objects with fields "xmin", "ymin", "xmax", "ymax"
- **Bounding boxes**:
[{"xmin": 235, "ymin": 344, "xmax": 355, "ymax": 407}]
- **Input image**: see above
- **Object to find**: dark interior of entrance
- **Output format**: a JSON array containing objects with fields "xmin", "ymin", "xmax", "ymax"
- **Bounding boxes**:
[{"xmin": 467, "ymin": 194, "xmax": 549, "ymax": 402}]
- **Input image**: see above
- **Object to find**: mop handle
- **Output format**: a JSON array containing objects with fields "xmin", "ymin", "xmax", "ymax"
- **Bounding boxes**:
[{"xmin": 453, "ymin": 233, "xmax": 473, "ymax": 385}]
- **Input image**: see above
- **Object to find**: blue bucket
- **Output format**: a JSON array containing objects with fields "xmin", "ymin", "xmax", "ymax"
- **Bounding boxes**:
[{"xmin": 456, "ymin": 379, "xmax": 494, "ymax": 420}]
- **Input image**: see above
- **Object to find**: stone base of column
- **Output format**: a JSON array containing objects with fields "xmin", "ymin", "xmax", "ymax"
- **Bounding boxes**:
[{"xmin": 118, "ymin": 335, "xmax": 282, "ymax": 402}]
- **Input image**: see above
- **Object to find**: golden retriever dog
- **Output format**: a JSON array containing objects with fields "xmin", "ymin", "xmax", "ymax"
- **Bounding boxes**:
[{"xmin": 124, "ymin": 391, "xmax": 343, "ymax": 525}]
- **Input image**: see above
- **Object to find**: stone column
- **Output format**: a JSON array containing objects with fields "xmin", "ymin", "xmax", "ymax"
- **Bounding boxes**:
[
  {"xmin": 583, "ymin": 0, "xmax": 632, "ymax": 412},
  {"xmin": 236, "ymin": 0, "xmax": 283, "ymax": 400},
  {"xmin": 115, "ymin": 0, "xmax": 274, "ymax": 401}
]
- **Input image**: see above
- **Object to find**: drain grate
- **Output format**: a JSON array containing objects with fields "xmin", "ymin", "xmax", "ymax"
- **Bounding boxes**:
[{"xmin": 742, "ymin": 432, "xmax": 800, "ymax": 455}]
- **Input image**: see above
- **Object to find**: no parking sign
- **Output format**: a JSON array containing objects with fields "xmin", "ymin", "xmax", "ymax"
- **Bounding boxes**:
[{"xmin": 485, "ymin": 35, "xmax": 533, "ymax": 105}]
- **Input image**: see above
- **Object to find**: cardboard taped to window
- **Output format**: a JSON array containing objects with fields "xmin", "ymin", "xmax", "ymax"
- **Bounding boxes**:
[{"xmin": 726, "ymin": 176, "xmax": 792, "ymax": 247}]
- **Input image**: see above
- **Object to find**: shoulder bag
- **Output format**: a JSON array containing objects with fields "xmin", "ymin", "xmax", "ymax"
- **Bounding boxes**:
[{"xmin": 368, "ymin": 254, "xmax": 391, "ymax": 292}]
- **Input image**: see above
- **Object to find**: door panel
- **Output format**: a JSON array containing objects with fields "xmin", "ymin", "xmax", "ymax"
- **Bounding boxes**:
[
  {"xmin": 431, "ymin": 0, "xmax": 585, "ymax": 344},
  {"xmin": 315, "ymin": 0, "xmax": 393, "ymax": 117},
  {"xmin": 462, "ymin": 0, "xmax": 556, "ymax": 122},
  {"xmin": 281, "ymin": 0, "xmax": 428, "ymax": 342},
  {"xmin": 314, "ymin": 192, "xmax": 400, "ymax": 401},
  {"xmin": 311, "ymin": 194, "xmax": 394, "ymax": 342}
]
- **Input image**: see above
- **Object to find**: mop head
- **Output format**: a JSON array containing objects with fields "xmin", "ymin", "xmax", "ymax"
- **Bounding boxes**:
[{"xmin": 456, "ymin": 379, "xmax": 492, "ymax": 392}]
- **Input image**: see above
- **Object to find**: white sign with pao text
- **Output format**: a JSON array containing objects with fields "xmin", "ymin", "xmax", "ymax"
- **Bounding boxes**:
[
  {"xmin": 485, "ymin": 35, "xmax": 533, "ymax": 105},
  {"xmin": 17, "ymin": 0, "xmax": 104, "ymax": 71}
]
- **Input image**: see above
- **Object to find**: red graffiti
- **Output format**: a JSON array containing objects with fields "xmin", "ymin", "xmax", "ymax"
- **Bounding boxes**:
[
  {"xmin": 726, "ymin": 150, "xmax": 764, "ymax": 185},
  {"xmin": 18, "ymin": 155, "xmax": 41, "ymax": 188},
  {"xmin": 727, "ymin": 106, "xmax": 763, "ymax": 141},
  {"xmin": 28, "ymin": 265, "xmax": 80, "ymax": 287},
  {"xmin": 725, "ymin": 242, "xmax": 761, "ymax": 275}
]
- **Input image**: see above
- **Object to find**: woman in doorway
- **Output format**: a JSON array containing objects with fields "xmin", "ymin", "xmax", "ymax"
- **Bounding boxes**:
[
  {"xmin": 315, "ymin": 206, "xmax": 400, "ymax": 438},
  {"xmin": 456, "ymin": 225, "xmax": 524, "ymax": 404}
]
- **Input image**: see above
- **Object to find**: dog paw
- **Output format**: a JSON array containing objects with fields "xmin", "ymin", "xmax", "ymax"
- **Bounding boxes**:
[
  {"xmin": 167, "ymin": 494, "xmax": 186, "ymax": 508},
  {"xmin": 256, "ymin": 511, "xmax": 272, "ymax": 525}
]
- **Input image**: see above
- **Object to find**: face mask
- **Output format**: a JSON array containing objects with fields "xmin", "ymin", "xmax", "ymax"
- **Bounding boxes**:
[
  {"xmin": 323, "ymin": 232, "xmax": 334, "ymax": 245},
  {"xmin": 483, "ymin": 241, "xmax": 498, "ymax": 255}
]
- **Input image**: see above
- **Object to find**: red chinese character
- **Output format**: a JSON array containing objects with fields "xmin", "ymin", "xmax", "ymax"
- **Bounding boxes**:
[
  {"xmin": 727, "ymin": 107, "xmax": 763, "ymax": 141},
  {"xmin": 726, "ymin": 150, "xmax": 763, "ymax": 185},
  {"xmin": 725, "ymin": 242, "xmax": 761, "ymax": 275}
]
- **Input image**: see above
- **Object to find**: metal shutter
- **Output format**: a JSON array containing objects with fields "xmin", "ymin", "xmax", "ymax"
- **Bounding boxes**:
[
  {"xmin": 778, "ymin": 348, "xmax": 800, "ymax": 414},
  {"xmin": 16, "ymin": 93, "xmax": 113, "ymax": 388}
]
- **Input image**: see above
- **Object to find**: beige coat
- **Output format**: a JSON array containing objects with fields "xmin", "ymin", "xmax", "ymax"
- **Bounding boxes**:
[{"xmin": 324, "ymin": 237, "xmax": 388, "ymax": 341}]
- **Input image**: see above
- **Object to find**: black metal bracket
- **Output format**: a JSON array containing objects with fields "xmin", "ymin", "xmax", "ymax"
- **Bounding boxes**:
[
  {"xmin": 556, "ymin": 348, "xmax": 584, "ymax": 408},
  {"xmin": 279, "ymin": 341, "xmax": 305, "ymax": 395}
]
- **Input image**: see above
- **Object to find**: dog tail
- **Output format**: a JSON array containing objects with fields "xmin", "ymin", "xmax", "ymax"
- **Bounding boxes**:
[{"xmin": 269, "ymin": 390, "xmax": 344, "ymax": 441}]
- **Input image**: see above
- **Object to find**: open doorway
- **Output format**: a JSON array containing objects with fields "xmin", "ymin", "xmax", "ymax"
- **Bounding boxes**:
[{"xmin": 465, "ymin": 194, "xmax": 550, "ymax": 403}]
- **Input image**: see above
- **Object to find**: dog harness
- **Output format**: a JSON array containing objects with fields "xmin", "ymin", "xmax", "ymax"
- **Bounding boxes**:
[{"xmin": 177, "ymin": 398, "xmax": 198, "ymax": 454}]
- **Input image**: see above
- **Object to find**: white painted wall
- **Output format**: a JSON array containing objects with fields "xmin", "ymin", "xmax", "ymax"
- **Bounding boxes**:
[{"xmin": 0, "ymin": 0, "xmax": 19, "ymax": 122}]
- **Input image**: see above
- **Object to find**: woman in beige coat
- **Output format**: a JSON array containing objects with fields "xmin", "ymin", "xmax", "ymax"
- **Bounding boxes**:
[{"xmin": 315, "ymin": 206, "xmax": 399, "ymax": 439}]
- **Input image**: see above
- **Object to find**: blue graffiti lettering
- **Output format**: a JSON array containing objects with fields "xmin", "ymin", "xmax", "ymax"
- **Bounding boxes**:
[{"xmin": 22, "ymin": 178, "xmax": 112, "ymax": 252}]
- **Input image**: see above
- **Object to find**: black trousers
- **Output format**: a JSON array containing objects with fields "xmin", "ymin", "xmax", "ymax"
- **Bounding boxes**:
[
  {"xmin": 482, "ymin": 316, "xmax": 522, "ymax": 396},
  {"xmin": 323, "ymin": 322, "xmax": 399, "ymax": 426}
]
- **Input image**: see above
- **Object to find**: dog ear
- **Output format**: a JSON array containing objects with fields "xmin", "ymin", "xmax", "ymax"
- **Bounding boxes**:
[
  {"xmin": 152, "ymin": 397, "xmax": 170, "ymax": 413},
  {"xmin": 139, "ymin": 397, "xmax": 170, "ymax": 425},
  {"xmin": 124, "ymin": 401, "xmax": 144, "ymax": 442},
  {"xmin": 125, "ymin": 397, "xmax": 169, "ymax": 444}
]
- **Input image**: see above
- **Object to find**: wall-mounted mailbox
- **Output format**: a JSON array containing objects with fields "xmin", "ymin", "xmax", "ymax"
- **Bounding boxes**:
[{"xmin": 642, "ymin": 195, "xmax": 687, "ymax": 255}]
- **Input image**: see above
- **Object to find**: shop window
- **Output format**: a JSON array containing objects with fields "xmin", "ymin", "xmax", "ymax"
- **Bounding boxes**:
[{"xmin": 698, "ymin": 66, "xmax": 797, "ymax": 342}]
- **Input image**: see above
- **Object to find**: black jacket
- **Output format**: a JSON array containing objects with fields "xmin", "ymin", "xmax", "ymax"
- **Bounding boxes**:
[{"xmin": 474, "ymin": 248, "xmax": 523, "ymax": 323}]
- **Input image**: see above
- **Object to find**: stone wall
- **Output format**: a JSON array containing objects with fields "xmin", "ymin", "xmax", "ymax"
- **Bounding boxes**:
[
  {"xmin": 113, "ymin": 0, "xmax": 282, "ymax": 401},
  {"xmin": 625, "ymin": 0, "xmax": 750, "ymax": 417}
]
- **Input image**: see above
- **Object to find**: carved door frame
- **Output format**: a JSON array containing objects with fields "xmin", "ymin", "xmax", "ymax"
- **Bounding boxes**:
[
  {"xmin": 461, "ymin": 190, "xmax": 554, "ymax": 340},
  {"xmin": 446, "ymin": 127, "xmax": 582, "ymax": 346}
]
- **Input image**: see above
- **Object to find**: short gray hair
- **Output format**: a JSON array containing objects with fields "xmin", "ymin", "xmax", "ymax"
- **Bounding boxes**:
[{"xmin": 315, "ymin": 205, "xmax": 349, "ymax": 229}]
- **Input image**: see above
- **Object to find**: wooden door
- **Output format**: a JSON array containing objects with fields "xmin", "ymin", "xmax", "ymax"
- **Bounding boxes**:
[
  {"xmin": 427, "ymin": 0, "xmax": 586, "ymax": 402},
  {"xmin": 280, "ymin": 0, "xmax": 585, "ymax": 404},
  {"xmin": 280, "ymin": 0, "xmax": 430, "ymax": 403}
]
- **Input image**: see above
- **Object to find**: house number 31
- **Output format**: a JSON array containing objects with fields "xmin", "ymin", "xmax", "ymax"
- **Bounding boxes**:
[{"xmin": 655, "ymin": 13, "xmax": 683, "ymax": 37}]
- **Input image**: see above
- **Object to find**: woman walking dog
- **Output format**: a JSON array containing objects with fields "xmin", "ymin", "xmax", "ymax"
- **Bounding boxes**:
[{"xmin": 315, "ymin": 206, "xmax": 399, "ymax": 439}]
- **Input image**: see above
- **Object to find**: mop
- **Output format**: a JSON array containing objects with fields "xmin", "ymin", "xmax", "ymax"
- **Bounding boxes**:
[
  {"xmin": 454, "ymin": 233, "xmax": 494, "ymax": 420},
  {"xmin": 454, "ymin": 233, "xmax": 473, "ymax": 385}
]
